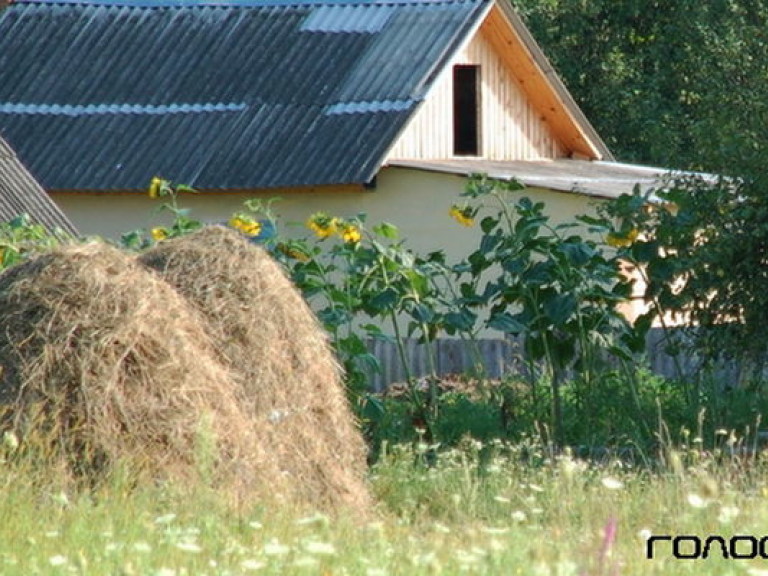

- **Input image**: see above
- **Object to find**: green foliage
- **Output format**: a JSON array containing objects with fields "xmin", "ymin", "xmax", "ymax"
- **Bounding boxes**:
[
  {"xmin": 0, "ymin": 214, "xmax": 65, "ymax": 270},
  {"xmin": 121, "ymin": 178, "xmax": 203, "ymax": 249},
  {"xmin": 602, "ymin": 175, "xmax": 768, "ymax": 379},
  {"xmin": 513, "ymin": 0, "xmax": 768, "ymax": 175},
  {"xmin": 455, "ymin": 175, "xmax": 638, "ymax": 443},
  {"xmin": 113, "ymin": 174, "xmax": 661, "ymax": 450},
  {"xmin": 270, "ymin": 213, "xmax": 461, "ymax": 446},
  {"xmin": 367, "ymin": 368, "xmax": 702, "ymax": 454}
]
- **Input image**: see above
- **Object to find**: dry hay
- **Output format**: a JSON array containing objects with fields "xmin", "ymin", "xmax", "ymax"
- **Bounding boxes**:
[
  {"xmin": 0, "ymin": 242, "xmax": 274, "ymax": 496},
  {"xmin": 139, "ymin": 226, "xmax": 371, "ymax": 511}
]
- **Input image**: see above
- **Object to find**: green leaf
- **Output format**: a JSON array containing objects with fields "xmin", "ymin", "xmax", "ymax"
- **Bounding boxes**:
[
  {"xmin": 543, "ymin": 294, "xmax": 577, "ymax": 324},
  {"xmin": 560, "ymin": 241, "xmax": 595, "ymax": 267},
  {"xmin": 360, "ymin": 393, "xmax": 386, "ymax": 422},
  {"xmin": 365, "ymin": 288, "xmax": 399, "ymax": 315},
  {"xmin": 444, "ymin": 310, "xmax": 477, "ymax": 333},
  {"xmin": 480, "ymin": 216, "xmax": 499, "ymax": 234},
  {"xmin": 317, "ymin": 307, "xmax": 351, "ymax": 329},
  {"xmin": 373, "ymin": 222, "xmax": 399, "ymax": 239},
  {"xmin": 487, "ymin": 312, "xmax": 527, "ymax": 334}
]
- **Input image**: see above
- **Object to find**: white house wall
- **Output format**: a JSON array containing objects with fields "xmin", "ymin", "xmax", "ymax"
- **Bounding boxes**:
[{"xmin": 385, "ymin": 29, "xmax": 566, "ymax": 162}]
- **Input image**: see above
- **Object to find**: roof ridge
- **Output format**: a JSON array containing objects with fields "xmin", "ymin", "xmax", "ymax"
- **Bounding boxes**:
[{"xmin": 12, "ymin": 0, "xmax": 479, "ymax": 8}]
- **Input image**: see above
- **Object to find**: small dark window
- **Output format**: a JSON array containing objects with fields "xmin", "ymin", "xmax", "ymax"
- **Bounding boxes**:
[{"xmin": 453, "ymin": 65, "xmax": 481, "ymax": 156}]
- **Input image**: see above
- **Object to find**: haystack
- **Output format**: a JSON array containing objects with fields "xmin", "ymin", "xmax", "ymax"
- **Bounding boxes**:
[
  {"xmin": 139, "ymin": 226, "xmax": 371, "ymax": 511},
  {"xmin": 0, "ymin": 242, "xmax": 274, "ymax": 494}
]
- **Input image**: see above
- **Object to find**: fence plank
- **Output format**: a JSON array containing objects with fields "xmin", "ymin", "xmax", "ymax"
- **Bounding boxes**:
[{"xmin": 363, "ymin": 328, "xmax": 745, "ymax": 390}]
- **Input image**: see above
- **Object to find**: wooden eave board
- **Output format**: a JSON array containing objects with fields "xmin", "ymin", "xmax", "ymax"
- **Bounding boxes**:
[{"xmin": 481, "ymin": 3, "xmax": 611, "ymax": 161}]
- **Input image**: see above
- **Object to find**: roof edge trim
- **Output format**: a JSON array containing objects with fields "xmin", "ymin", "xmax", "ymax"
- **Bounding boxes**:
[
  {"xmin": 13, "ymin": 0, "xmax": 478, "ymax": 8},
  {"xmin": 495, "ymin": 0, "xmax": 614, "ymax": 161}
]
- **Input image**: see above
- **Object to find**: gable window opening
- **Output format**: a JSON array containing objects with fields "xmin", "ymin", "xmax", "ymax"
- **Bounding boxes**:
[{"xmin": 453, "ymin": 64, "xmax": 481, "ymax": 156}]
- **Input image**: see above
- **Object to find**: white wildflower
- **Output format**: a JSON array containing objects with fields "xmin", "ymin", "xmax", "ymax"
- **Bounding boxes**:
[
  {"xmin": 511, "ymin": 510, "xmax": 527, "ymax": 523},
  {"xmin": 717, "ymin": 505, "xmax": 740, "ymax": 524},
  {"xmin": 48, "ymin": 555, "xmax": 67, "ymax": 567},
  {"xmin": 296, "ymin": 513, "xmax": 330, "ymax": 527},
  {"xmin": 601, "ymin": 477, "xmax": 624, "ymax": 491},
  {"xmin": 687, "ymin": 493, "xmax": 709, "ymax": 509},
  {"xmin": 240, "ymin": 559, "xmax": 266, "ymax": 571},
  {"xmin": 154, "ymin": 513, "xmax": 176, "ymax": 525},
  {"xmin": 292, "ymin": 556, "xmax": 319, "ymax": 568},
  {"xmin": 304, "ymin": 541, "xmax": 336, "ymax": 556},
  {"xmin": 51, "ymin": 491, "xmax": 70, "ymax": 507},
  {"xmin": 133, "ymin": 541, "xmax": 152, "ymax": 553},
  {"xmin": 175, "ymin": 541, "xmax": 202, "ymax": 554},
  {"xmin": 481, "ymin": 526, "xmax": 509, "ymax": 535},
  {"xmin": 263, "ymin": 539, "xmax": 290, "ymax": 556},
  {"xmin": 2, "ymin": 431, "xmax": 18, "ymax": 451}
]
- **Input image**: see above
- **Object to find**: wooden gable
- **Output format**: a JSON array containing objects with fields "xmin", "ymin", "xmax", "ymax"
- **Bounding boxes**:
[{"xmin": 386, "ymin": 1, "xmax": 611, "ymax": 164}]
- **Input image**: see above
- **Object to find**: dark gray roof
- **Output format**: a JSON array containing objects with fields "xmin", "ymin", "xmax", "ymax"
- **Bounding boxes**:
[
  {"xmin": 0, "ymin": 0, "xmax": 488, "ymax": 191},
  {"xmin": 0, "ymin": 136, "xmax": 79, "ymax": 234}
]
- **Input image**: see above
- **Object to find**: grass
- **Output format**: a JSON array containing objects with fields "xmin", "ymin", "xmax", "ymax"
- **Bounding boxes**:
[{"xmin": 1, "ymin": 435, "xmax": 767, "ymax": 575}]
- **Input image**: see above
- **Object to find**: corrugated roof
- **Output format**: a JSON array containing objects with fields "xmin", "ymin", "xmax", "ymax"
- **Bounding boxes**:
[
  {"xmin": 388, "ymin": 158, "xmax": 675, "ymax": 200},
  {"xmin": 0, "ymin": 136, "xmax": 79, "ymax": 234},
  {"xmin": 0, "ymin": 0, "xmax": 488, "ymax": 191}
]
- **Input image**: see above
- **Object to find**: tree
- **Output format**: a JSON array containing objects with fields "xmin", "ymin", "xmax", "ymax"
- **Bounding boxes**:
[{"xmin": 513, "ymin": 0, "xmax": 768, "ymax": 176}]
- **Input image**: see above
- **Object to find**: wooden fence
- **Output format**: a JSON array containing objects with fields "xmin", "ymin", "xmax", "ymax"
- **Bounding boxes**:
[{"xmin": 364, "ymin": 328, "xmax": 742, "ymax": 392}]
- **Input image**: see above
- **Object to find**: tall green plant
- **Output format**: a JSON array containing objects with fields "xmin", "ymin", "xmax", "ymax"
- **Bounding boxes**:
[
  {"xmin": 276, "ymin": 213, "xmax": 461, "ymax": 446},
  {"xmin": 455, "ymin": 176, "xmax": 640, "ymax": 444}
]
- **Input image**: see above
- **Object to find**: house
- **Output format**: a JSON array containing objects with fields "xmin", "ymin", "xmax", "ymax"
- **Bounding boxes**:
[
  {"xmin": 0, "ymin": 0, "xmax": 669, "ymax": 258},
  {"xmin": 0, "ymin": 135, "xmax": 78, "ymax": 235}
]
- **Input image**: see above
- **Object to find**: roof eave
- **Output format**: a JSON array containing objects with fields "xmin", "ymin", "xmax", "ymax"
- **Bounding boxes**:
[{"xmin": 492, "ymin": 0, "xmax": 614, "ymax": 162}]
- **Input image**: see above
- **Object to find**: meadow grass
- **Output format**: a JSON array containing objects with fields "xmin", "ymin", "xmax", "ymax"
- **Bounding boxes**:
[{"xmin": 1, "ymin": 437, "xmax": 767, "ymax": 575}]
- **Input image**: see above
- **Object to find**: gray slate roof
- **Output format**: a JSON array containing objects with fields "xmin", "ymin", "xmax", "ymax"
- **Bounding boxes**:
[
  {"xmin": 0, "ymin": 136, "xmax": 79, "ymax": 234},
  {"xmin": 0, "ymin": 0, "xmax": 488, "ymax": 191}
]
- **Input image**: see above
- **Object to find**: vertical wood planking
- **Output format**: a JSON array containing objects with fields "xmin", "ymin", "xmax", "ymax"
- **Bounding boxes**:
[
  {"xmin": 386, "ymin": 26, "xmax": 566, "ymax": 162},
  {"xmin": 364, "ymin": 330, "xmax": 741, "ymax": 391}
]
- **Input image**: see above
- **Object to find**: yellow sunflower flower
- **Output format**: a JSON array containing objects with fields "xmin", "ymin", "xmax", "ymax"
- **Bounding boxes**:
[
  {"xmin": 240, "ymin": 221, "xmax": 262, "ymax": 237},
  {"xmin": 148, "ymin": 176, "xmax": 163, "ymax": 199},
  {"xmin": 606, "ymin": 228, "xmax": 639, "ymax": 248},
  {"xmin": 450, "ymin": 205, "xmax": 475, "ymax": 227},
  {"xmin": 277, "ymin": 242, "xmax": 311, "ymax": 262},
  {"xmin": 151, "ymin": 227, "xmax": 168, "ymax": 242},
  {"xmin": 229, "ymin": 215, "xmax": 262, "ymax": 237},
  {"xmin": 306, "ymin": 213, "xmax": 338, "ymax": 239},
  {"xmin": 340, "ymin": 224, "xmax": 362, "ymax": 244}
]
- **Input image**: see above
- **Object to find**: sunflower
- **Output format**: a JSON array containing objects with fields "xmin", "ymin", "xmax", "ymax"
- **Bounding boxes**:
[
  {"xmin": 340, "ymin": 224, "xmax": 362, "ymax": 245},
  {"xmin": 306, "ymin": 213, "xmax": 339, "ymax": 239},
  {"xmin": 148, "ymin": 176, "xmax": 163, "ymax": 199},
  {"xmin": 449, "ymin": 205, "xmax": 475, "ymax": 227},
  {"xmin": 151, "ymin": 227, "xmax": 168, "ymax": 242},
  {"xmin": 229, "ymin": 215, "xmax": 262, "ymax": 237},
  {"xmin": 606, "ymin": 228, "xmax": 639, "ymax": 248}
]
